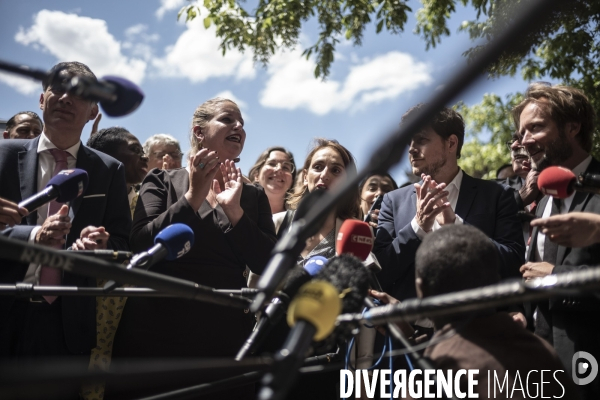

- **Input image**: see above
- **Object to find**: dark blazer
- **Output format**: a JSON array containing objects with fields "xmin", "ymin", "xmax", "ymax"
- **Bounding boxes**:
[
  {"xmin": 374, "ymin": 171, "xmax": 525, "ymax": 301},
  {"xmin": 0, "ymin": 136, "xmax": 131, "ymax": 355},
  {"xmin": 529, "ymin": 157, "xmax": 600, "ymax": 399},
  {"xmin": 109, "ymin": 168, "xmax": 276, "ymax": 399}
]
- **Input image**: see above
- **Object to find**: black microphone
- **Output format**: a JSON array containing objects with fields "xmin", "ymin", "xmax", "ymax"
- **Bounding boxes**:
[
  {"xmin": 103, "ymin": 223, "xmax": 194, "ymax": 292},
  {"xmin": 251, "ymin": 189, "xmax": 329, "ymax": 313},
  {"xmin": 575, "ymin": 172, "xmax": 600, "ymax": 195},
  {"xmin": 66, "ymin": 75, "xmax": 144, "ymax": 117},
  {"xmin": 235, "ymin": 256, "xmax": 328, "ymax": 361},
  {"xmin": 18, "ymin": 169, "xmax": 89, "ymax": 213},
  {"xmin": 67, "ymin": 250, "xmax": 132, "ymax": 263},
  {"xmin": 258, "ymin": 254, "xmax": 370, "ymax": 400}
]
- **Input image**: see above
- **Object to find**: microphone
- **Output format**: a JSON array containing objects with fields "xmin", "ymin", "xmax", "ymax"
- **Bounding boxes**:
[
  {"xmin": 537, "ymin": 165, "xmax": 600, "ymax": 199},
  {"xmin": 537, "ymin": 166, "xmax": 576, "ymax": 199},
  {"xmin": 258, "ymin": 280, "xmax": 341, "ymax": 400},
  {"xmin": 251, "ymin": 189, "xmax": 329, "ymax": 313},
  {"xmin": 66, "ymin": 75, "xmax": 144, "ymax": 117},
  {"xmin": 18, "ymin": 169, "xmax": 88, "ymax": 212},
  {"xmin": 336, "ymin": 219, "xmax": 374, "ymax": 261},
  {"xmin": 258, "ymin": 254, "xmax": 370, "ymax": 400},
  {"xmin": 235, "ymin": 256, "xmax": 328, "ymax": 360},
  {"xmin": 335, "ymin": 219, "xmax": 382, "ymax": 290},
  {"xmin": 103, "ymin": 223, "xmax": 194, "ymax": 292}
]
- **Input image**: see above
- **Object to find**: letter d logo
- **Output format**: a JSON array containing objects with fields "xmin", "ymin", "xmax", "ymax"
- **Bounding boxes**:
[{"xmin": 572, "ymin": 351, "xmax": 598, "ymax": 386}]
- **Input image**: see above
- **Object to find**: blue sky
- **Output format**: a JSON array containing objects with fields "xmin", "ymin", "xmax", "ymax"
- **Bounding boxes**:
[{"xmin": 0, "ymin": 0, "xmax": 546, "ymax": 183}]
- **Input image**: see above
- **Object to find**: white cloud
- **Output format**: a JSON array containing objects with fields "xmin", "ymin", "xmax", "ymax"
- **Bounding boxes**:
[
  {"xmin": 214, "ymin": 90, "xmax": 247, "ymax": 109},
  {"xmin": 213, "ymin": 90, "xmax": 249, "ymax": 120},
  {"xmin": 14, "ymin": 10, "xmax": 147, "ymax": 84},
  {"xmin": 123, "ymin": 24, "xmax": 159, "ymax": 61},
  {"xmin": 260, "ymin": 50, "xmax": 432, "ymax": 115},
  {"xmin": 156, "ymin": 0, "xmax": 186, "ymax": 20},
  {"xmin": 152, "ymin": 16, "xmax": 255, "ymax": 82},
  {"xmin": 0, "ymin": 72, "xmax": 41, "ymax": 96}
]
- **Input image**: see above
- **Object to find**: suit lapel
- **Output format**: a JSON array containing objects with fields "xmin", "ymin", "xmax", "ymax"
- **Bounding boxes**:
[
  {"xmin": 18, "ymin": 137, "xmax": 40, "ymax": 225},
  {"xmin": 455, "ymin": 172, "xmax": 476, "ymax": 220},
  {"xmin": 71, "ymin": 144, "xmax": 92, "ymax": 220},
  {"xmin": 554, "ymin": 158, "xmax": 600, "ymax": 264}
]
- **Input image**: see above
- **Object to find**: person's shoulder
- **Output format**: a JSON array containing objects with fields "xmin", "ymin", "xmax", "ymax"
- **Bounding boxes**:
[
  {"xmin": 383, "ymin": 184, "xmax": 415, "ymax": 203},
  {"xmin": 0, "ymin": 138, "xmax": 35, "ymax": 152},
  {"xmin": 83, "ymin": 145, "xmax": 120, "ymax": 166},
  {"xmin": 467, "ymin": 173, "xmax": 514, "ymax": 195},
  {"xmin": 242, "ymin": 182, "xmax": 266, "ymax": 197}
]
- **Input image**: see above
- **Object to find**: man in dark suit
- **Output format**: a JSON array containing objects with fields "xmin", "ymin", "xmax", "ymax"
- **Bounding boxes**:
[
  {"xmin": 0, "ymin": 61, "xmax": 131, "ymax": 362},
  {"xmin": 516, "ymin": 83, "xmax": 600, "ymax": 399},
  {"xmin": 373, "ymin": 105, "xmax": 525, "ymax": 307}
]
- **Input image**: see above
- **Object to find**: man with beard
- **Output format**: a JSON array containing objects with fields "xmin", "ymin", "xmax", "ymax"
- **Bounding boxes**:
[
  {"xmin": 515, "ymin": 83, "xmax": 600, "ymax": 399},
  {"xmin": 373, "ymin": 105, "xmax": 525, "ymax": 307}
]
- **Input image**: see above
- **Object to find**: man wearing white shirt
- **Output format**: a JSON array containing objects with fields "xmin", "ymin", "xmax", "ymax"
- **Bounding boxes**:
[
  {"xmin": 516, "ymin": 83, "xmax": 600, "ymax": 400},
  {"xmin": 0, "ymin": 62, "xmax": 131, "ymax": 369},
  {"xmin": 373, "ymin": 104, "xmax": 525, "ymax": 304}
]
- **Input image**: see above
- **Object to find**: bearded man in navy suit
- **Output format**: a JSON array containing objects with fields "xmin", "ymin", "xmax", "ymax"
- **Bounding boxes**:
[
  {"xmin": 373, "ymin": 105, "xmax": 525, "ymax": 317},
  {"xmin": 0, "ymin": 61, "xmax": 131, "ymax": 366}
]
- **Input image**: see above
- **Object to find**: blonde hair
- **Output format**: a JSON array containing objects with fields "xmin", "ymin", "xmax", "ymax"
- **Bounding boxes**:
[{"xmin": 190, "ymin": 97, "xmax": 239, "ymax": 153}]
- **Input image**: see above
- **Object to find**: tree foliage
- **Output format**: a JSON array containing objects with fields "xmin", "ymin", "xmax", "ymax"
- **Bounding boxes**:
[
  {"xmin": 179, "ymin": 0, "xmax": 600, "ymax": 176},
  {"xmin": 179, "ymin": 0, "xmax": 411, "ymax": 78}
]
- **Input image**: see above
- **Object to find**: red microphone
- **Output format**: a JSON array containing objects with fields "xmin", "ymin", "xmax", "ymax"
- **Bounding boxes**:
[
  {"xmin": 335, "ymin": 220, "xmax": 374, "ymax": 261},
  {"xmin": 537, "ymin": 166, "xmax": 576, "ymax": 199}
]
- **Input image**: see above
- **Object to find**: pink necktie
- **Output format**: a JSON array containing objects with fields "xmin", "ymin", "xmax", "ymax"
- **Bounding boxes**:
[{"xmin": 39, "ymin": 148, "xmax": 70, "ymax": 303}]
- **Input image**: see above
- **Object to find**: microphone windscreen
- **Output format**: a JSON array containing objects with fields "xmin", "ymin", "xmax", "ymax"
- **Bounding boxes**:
[
  {"xmin": 335, "ymin": 219, "xmax": 374, "ymax": 261},
  {"xmin": 280, "ymin": 256, "xmax": 327, "ymax": 298},
  {"xmin": 154, "ymin": 223, "xmax": 195, "ymax": 260},
  {"xmin": 304, "ymin": 256, "xmax": 328, "ymax": 276},
  {"xmin": 47, "ymin": 169, "xmax": 89, "ymax": 203},
  {"xmin": 316, "ymin": 254, "xmax": 370, "ymax": 315},
  {"xmin": 538, "ymin": 166, "xmax": 576, "ymax": 199},
  {"xmin": 99, "ymin": 76, "xmax": 144, "ymax": 117},
  {"xmin": 286, "ymin": 280, "xmax": 341, "ymax": 341}
]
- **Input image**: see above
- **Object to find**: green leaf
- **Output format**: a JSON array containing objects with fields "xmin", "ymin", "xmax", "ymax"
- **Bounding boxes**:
[{"xmin": 204, "ymin": 16, "xmax": 212, "ymax": 29}]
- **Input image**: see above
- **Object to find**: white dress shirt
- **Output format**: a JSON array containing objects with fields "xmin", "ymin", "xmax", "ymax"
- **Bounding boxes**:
[
  {"xmin": 25, "ymin": 132, "xmax": 80, "ymax": 283},
  {"xmin": 534, "ymin": 156, "xmax": 592, "ymax": 261},
  {"xmin": 411, "ymin": 169, "xmax": 464, "ymax": 239}
]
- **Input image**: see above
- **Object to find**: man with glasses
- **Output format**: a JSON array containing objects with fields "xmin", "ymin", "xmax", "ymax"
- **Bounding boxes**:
[
  {"xmin": 143, "ymin": 133, "xmax": 183, "ymax": 170},
  {"xmin": 0, "ymin": 62, "xmax": 131, "ymax": 396}
]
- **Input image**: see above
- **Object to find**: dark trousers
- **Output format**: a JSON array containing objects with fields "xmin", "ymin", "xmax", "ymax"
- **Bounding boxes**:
[{"xmin": 1, "ymin": 298, "xmax": 89, "ymax": 400}]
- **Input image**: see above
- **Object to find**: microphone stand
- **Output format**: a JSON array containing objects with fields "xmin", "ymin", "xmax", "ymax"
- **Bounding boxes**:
[
  {"xmin": 338, "ymin": 266, "xmax": 600, "ymax": 326},
  {"xmin": 251, "ymin": 0, "xmax": 563, "ymax": 312},
  {"xmin": 364, "ymin": 298, "xmax": 457, "ymax": 400},
  {"xmin": 0, "ymin": 284, "xmax": 263, "ymax": 299},
  {"xmin": 0, "ymin": 235, "xmax": 250, "ymax": 309}
]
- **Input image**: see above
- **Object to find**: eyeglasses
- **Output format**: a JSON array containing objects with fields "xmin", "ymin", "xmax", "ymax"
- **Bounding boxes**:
[
  {"xmin": 264, "ymin": 160, "xmax": 295, "ymax": 173},
  {"xmin": 505, "ymin": 139, "xmax": 523, "ymax": 151},
  {"xmin": 151, "ymin": 151, "xmax": 183, "ymax": 160}
]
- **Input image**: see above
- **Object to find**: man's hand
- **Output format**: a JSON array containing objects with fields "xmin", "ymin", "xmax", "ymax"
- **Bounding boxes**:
[
  {"xmin": 90, "ymin": 113, "xmax": 102, "ymax": 135},
  {"xmin": 369, "ymin": 289, "xmax": 415, "ymax": 338},
  {"xmin": 0, "ymin": 197, "xmax": 28, "ymax": 230},
  {"xmin": 71, "ymin": 226, "xmax": 110, "ymax": 250},
  {"xmin": 436, "ymin": 202, "xmax": 456, "ymax": 226},
  {"xmin": 519, "ymin": 169, "xmax": 540, "ymax": 206},
  {"xmin": 530, "ymin": 212, "xmax": 600, "ymax": 248},
  {"xmin": 509, "ymin": 312, "xmax": 527, "ymax": 329},
  {"xmin": 35, "ymin": 205, "xmax": 71, "ymax": 247},
  {"xmin": 414, "ymin": 175, "xmax": 450, "ymax": 233},
  {"xmin": 520, "ymin": 262, "xmax": 554, "ymax": 281}
]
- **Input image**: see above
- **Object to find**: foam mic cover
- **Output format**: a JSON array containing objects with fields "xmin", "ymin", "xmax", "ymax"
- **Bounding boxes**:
[
  {"xmin": 286, "ymin": 280, "xmax": 341, "ymax": 341},
  {"xmin": 48, "ymin": 168, "xmax": 89, "ymax": 202},
  {"xmin": 154, "ymin": 223, "xmax": 195, "ymax": 260},
  {"xmin": 99, "ymin": 76, "xmax": 144, "ymax": 117},
  {"xmin": 313, "ymin": 254, "xmax": 370, "ymax": 345},
  {"xmin": 537, "ymin": 166, "xmax": 576, "ymax": 199},
  {"xmin": 336, "ymin": 219, "xmax": 374, "ymax": 261}
]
